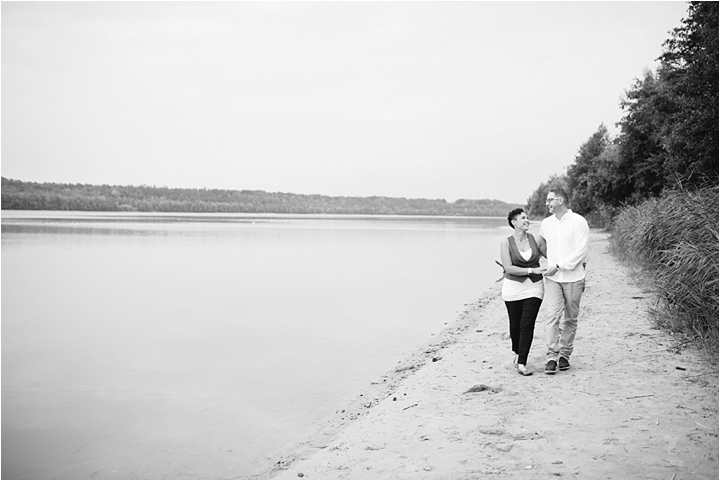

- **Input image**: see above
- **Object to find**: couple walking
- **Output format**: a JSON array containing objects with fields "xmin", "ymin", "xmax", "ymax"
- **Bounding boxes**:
[{"xmin": 499, "ymin": 187, "xmax": 589, "ymax": 376}]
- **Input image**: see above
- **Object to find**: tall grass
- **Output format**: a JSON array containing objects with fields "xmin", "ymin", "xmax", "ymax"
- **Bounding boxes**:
[{"xmin": 609, "ymin": 186, "xmax": 719, "ymax": 361}]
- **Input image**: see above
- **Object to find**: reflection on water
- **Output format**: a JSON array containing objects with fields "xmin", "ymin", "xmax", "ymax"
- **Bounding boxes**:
[{"xmin": 2, "ymin": 211, "xmax": 508, "ymax": 479}]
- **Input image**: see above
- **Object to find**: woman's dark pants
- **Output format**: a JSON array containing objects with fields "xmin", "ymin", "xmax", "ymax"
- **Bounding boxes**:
[{"xmin": 504, "ymin": 297, "xmax": 542, "ymax": 365}]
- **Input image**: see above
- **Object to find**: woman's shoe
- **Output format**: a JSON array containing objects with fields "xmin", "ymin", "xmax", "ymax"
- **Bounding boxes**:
[
  {"xmin": 513, "ymin": 354, "xmax": 519, "ymax": 368},
  {"xmin": 517, "ymin": 364, "xmax": 533, "ymax": 376}
]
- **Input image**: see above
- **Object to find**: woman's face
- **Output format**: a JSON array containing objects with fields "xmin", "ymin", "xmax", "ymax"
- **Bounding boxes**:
[{"xmin": 513, "ymin": 212, "xmax": 530, "ymax": 231}]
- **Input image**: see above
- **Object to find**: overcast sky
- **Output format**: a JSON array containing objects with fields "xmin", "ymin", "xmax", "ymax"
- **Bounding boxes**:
[{"xmin": 2, "ymin": 1, "xmax": 689, "ymax": 204}]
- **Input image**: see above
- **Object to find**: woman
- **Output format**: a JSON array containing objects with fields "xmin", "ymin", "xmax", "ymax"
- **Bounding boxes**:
[{"xmin": 500, "ymin": 208, "xmax": 546, "ymax": 375}]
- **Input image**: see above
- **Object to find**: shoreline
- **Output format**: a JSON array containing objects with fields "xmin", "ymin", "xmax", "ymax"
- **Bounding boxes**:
[
  {"xmin": 253, "ymin": 230, "xmax": 718, "ymax": 480},
  {"xmin": 251, "ymin": 283, "xmax": 502, "ymax": 480}
]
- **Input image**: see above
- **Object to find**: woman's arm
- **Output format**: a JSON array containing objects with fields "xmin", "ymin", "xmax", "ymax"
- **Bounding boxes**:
[
  {"xmin": 537, "ymin": 235, "xmax": 547, "ymax": 258},
  {"xmin": 500, "ymin": 238, "xmax": 543, "ymax": 276}
]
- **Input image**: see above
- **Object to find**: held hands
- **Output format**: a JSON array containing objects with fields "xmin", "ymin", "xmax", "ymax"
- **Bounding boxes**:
[
  {"xmin": 530, "ymin": 267, "xmax": 547, "ymax": 275},
  {"xmin": 544, "ymin": 264, "xmax": 559, "ymax": 277}
]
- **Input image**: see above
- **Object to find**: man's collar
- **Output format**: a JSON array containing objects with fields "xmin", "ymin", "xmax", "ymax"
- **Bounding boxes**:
[{"xmin": 555, "ymin": 208, "xmax": 573, "ymax": 220}]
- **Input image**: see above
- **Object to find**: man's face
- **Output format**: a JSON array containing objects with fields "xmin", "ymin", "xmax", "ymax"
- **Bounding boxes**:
[{"xmin": 546, "ymin": 192, "xmax": 561, "ymax": 214}]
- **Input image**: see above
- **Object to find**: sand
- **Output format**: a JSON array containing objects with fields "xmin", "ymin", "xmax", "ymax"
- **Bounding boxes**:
[{"xmin": 254, "ymin": 230, "xmax": 718, "ymax": 480}]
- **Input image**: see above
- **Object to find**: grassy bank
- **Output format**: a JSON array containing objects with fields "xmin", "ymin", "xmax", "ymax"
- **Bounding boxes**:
[{"xmin": 609, "ymin": 186, "xmax": 719, "ymax": 362}]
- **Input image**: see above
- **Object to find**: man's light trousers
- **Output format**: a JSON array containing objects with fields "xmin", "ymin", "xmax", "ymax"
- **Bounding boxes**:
[{"xmin": 544, "ymin": 278, "xmax": 585, "ymax": 361}]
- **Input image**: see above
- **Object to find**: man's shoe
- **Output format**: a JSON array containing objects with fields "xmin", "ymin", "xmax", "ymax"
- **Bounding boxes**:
[
  {"xmin": 545, "ymin": 360, "xmax": 557, "ymax": 375},
  {"xmin": 558, "ymin": 357, "xmax": 570, "ymax": 371}
]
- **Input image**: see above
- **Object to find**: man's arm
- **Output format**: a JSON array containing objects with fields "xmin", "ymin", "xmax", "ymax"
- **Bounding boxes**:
[
  {"xmin": 543, "ymin": 236, "xmax": 559, "ymax": 277},
  {"xmin": 559, "ymin": 217, "xmax": 589, "ymax": 271}
]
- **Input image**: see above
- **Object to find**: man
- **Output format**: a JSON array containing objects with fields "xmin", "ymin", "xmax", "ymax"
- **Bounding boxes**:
[{"xmin": 538, "ymin": 187, "xmax": 589, "ymax": 375}]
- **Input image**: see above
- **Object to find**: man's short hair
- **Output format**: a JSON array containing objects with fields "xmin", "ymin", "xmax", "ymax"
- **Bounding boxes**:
[
  {"xmin": 548, "ymin": 186, "xmax": 569, "ymax": 203},
  {"xmin": 507, "ymin": 208, "xmax": 525, "ymax": 228}
]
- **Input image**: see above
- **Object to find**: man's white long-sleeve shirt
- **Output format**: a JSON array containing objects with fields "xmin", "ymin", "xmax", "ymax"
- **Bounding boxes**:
[{"xmin": 539, "ymin": 209, "xmax": 589, "ymax": 283}]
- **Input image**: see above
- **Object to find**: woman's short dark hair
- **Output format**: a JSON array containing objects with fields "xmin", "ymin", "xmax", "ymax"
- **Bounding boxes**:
[{"xmin": 507, "ymin": 208, "xmax": 525, "ymax": 228}]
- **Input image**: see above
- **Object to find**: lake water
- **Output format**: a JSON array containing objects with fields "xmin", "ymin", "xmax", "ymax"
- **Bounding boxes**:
[{"xmin": 2, "ymin": 211, "xmax": 509, "ymax": 479}]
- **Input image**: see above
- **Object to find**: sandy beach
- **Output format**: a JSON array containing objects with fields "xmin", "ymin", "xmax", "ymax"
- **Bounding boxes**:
[{"xmin": 253, "ymin": 230, "xmax": 718, "ymax": 480}]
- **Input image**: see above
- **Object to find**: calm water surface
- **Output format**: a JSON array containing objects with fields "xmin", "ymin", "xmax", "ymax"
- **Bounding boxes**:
[{"xmin": 2, "ymin": 211, "xmax": 508, "ymax": 479}]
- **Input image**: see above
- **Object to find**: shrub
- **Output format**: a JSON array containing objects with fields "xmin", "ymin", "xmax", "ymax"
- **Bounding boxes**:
[
  {"xmin": 583, "ymin": 204, "xmax": 620, "ymax": 229},
  {"xmin": 609, "ymin": 186, "xmax": 719, "ymax": 360}
]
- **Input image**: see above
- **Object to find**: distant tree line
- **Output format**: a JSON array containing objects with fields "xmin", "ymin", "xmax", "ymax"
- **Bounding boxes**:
[
  {"xmin": 526, "ymin": 2, "xmax": 718, "ymax": 226},
  {"xmin": 1, "ymin": 178, "xmax": 520, "ymax": 217}
]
